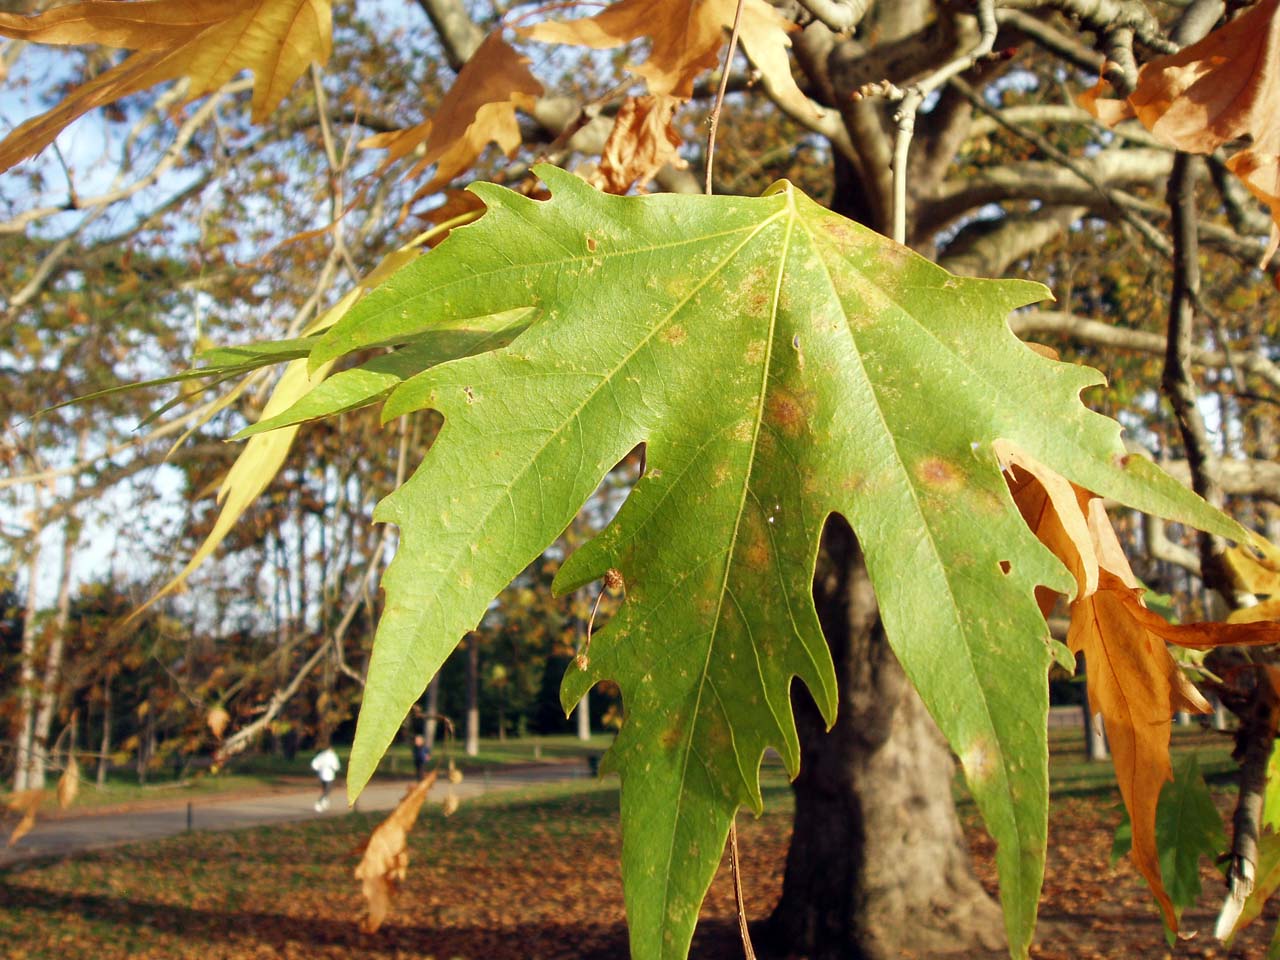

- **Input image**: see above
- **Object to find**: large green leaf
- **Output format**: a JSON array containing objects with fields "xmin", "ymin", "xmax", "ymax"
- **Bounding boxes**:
[{"xmin": 320, "ymin": 166, "xmax": 1243, "ymax": 960}]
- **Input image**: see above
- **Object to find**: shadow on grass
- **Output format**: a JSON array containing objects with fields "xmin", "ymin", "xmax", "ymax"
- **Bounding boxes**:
[{"xmin": 0, "ymin": 881, "xmax": 755, "ymax": 959}]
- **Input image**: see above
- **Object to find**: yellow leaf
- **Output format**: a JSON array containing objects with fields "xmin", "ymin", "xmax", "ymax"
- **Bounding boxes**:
[
  {"xmin": 1225, "ymin": 537, "xmax": 1280, "ymax": 596},
  {"xmin": 361, "ymin": 31, "xmax": 541, "ymax": 195},
  {"xmin": 129, "ymin": 238, "xmax": 424, "ymax": 622},
  {"xmin": 354, "ymin": 771, "xmax": 437, "ymax": 933},
  {"xmin": 0, "ymin": 0, "xmax": 332, "ymax": 171},
  {"xmin": 207, "ymin": 705, "xmax": 231, "ymax": 739},
  {"xmin": 1228, "ymin": 597, "xmax": 1280, "ymax": 625},
  {"xmin": 441, "ymin": 792, "xmax": 459, "ymax": 817}
]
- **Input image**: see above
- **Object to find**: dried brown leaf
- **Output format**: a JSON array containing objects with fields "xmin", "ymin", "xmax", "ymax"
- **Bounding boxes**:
[
  {"xmin": 1005, "ymin": 455, "xmax": 1280, "ymax": 929},
  {"xmin": 361, "ymin": 31, "xmax": 541, "ymax": 194},
  {"xmin": 354, "ymin": 770, "xmax": 437, "ymax": 933},
  {"xmin": 5, "ymin": 789, "xmax": 44, "ymax": 846},
  {"xmin": 207, "ymin": 706, "xmax": 231, "ymax": 740},
  {"xmin": 589, "ymin": 95, "xmax": 686, "ymax": 194},
  {"xmin": 0, "ymin": 0, "xmax": 332, "ymax": 171},
  {"xmin": 1077, "ymin": 0, "xmax": 1280, "ymax": 263},
  {"xmin": 523, "ymin": 0, "xmax": 812, "ymax": 115},
  {"xmin": 56, "ymin": 756, "xmax": 79, "ymax": 810}
]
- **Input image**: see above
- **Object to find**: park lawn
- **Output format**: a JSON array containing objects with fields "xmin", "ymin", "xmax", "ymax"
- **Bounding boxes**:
[{"xmin": 2, "ymin": 732, "xmax": 1273, "ymax": 960}]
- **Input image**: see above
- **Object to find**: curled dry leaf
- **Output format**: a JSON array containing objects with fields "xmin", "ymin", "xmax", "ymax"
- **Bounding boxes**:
[
  {"xmin": 441, "ymin": 792, "xmax": 460, "ymax": 817},
  {"xmin": 56, "ymin": 756, "xmax": 80, "ymax": 810},
  {"xmin": 360, "ymin": 31, "xmax": 542, "ymax": 199},
  {"xmin": 0, "ymin": 0, "xmax": 333, "ymax": 173},
  {"xmin": 207, "ymin": 705, "xmax": 231, "ymax": 740},
  {"xmin": 354, "ymin": 770, "xmax": 437, "ymax": 933},
  {"xmin": 522, "ymin": 0, "xmax": 814, "ymax": 118},
  {"xmin": 447, "ymin": 759, "xmax": 463, "ymax": 784},
  {"xmin": 1077, "ymin": 0, "xmax": 1280, "ymax": 264},
  {"xmin": 1001, "ymin": 446, "xmax": 1280, "ymax": 930},
  {"xmin": 588, "ymin": 95, "xmax": 687, "ymax": 195},
  {"xmin": 5, "ymin": 789, "xmax": 44, "ymax": 846}
]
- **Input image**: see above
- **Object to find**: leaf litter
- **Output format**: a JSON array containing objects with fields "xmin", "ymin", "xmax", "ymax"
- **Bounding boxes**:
[{"xmin": 3, "ymin": 770, "xmax": 1279, "ymax": 959}]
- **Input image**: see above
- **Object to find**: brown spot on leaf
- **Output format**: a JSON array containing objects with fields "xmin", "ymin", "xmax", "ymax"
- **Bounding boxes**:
[
  {"xmin": 662, "ymin": 324, "xmax": 687, "ymax": 346},
  {"xmin": 660, "ymin": 725, "xmax": 683, "ymax": 750},
  {"xmin": 745, "ymin": 536, "xmax": 769, "ymax": 570},
  {"xmin": 916, "ymin": 456, "xmax": 964, "ymax": 492},
  {"xmin": 765, "ymin": 389, "xmax": 807, "ymax": 437}
]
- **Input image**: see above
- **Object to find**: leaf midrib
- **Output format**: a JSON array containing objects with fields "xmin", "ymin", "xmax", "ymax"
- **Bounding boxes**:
[
  {"xmin": 659, "ymin": 191, "xmax": 798, "ymax": 952},
  {"xmin": 367, "ymin": 206, "xmax": 791, "ymax": 789}
]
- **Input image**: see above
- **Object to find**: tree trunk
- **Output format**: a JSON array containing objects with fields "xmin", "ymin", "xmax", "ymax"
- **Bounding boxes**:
[
  {"xmin": 424, "ymin": 670, "xmax": 441, "ymax": 746},
  {"xmin": 13, "ymin": 531, "xmax": 41, "ymax": 792},
  {"xmin": 576, "ymin": 691, "xmax": 591, "ymax": 741},
  {"xmin": 97, "ymin": 669, "xmax": 112, "ymax": 788},
  {"xmin": 29, "ymin": 507, "xmax": 80, "ymax": 789},
  {"xmin": 761, "ymin": 519, "xmax": 1003, "ymax": 959},
  {"xmin": 465, "ymin": 634, "xmax": 480, "ymax": 756}
]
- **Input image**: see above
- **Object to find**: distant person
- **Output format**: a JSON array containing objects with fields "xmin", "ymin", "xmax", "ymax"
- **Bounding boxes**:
[
  {"xmin": 412, "ymin": 734, "xmax": 432, "ymax": 779},
  {"xmin": 311, "ymin": 745, "xmax": 341, "ymax": 812}
]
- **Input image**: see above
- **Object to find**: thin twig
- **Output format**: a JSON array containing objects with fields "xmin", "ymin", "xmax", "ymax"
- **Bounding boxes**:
[
  {"xmin": 879, "ymin": 0, "xmax": 997, "ymax": 242},
  {"xmin": 729, "ymin": 819, "xmax": 757, "ymax": 959},
  {"xmin": 705, "ymin": 0, "xmax": 748, "ymax": 195}
]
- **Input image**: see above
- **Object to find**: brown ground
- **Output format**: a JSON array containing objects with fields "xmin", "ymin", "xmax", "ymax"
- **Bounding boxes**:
[{"xmin": 3, "ymin": 783, "xmax": 1278, "ymax": 959}]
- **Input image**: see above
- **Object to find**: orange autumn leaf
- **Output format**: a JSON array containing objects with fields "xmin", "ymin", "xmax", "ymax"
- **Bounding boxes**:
[
  {"xmin": 360, "ymin": 31, "xmax": 542, "ymax": 196},
  {"xmin": 5, "ymin": 789, "xmax": 44, "ymax": 846},
  {"xmin": 589, "ymin": 94, "xmax": 687, "ymax": 194},
  {"xmin": 1068, "ymin": 571, "xmax": 1210, "ymax": 929},
  {"xmin": 56, "ymin": 756, "xmax": 80, "ymax": 810},
  {"xmin": 1004, "ymin": 453, "xmax": 1280, "ymax": 929},
  {"xmin": 522, "ymin": 0, "xmax": 813, "ymax": 118},
  {"xmin": 0, "ymin": 0, "xmax": 332, "ymax": 173},
  {"xmin": 354, "ymin": 770, "xmax": 437, "ymax": 933},
  {"xmin": 1077, "ymin": 0, "xmax": 1280, "ymax": 264}
]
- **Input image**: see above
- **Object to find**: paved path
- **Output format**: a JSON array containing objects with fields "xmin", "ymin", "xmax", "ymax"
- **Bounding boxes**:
[{"xmin": 1, "ymin": 760, "xmax": 591, "ymax": 868}]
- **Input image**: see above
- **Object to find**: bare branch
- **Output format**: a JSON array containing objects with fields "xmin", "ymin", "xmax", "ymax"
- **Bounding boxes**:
[
  {"xmin": 793, "ymin": 0, "xmax": 869, "ymax": 33},
  {"xmin": 1010, "ymin": 310, "xmax": 1280, "ymax": 394}
]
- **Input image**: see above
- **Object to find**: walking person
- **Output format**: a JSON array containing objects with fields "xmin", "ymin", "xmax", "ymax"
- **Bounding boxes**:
[
  {"xmin": 412, "ymin": 733, "xmax": 432, "ymax": 779},
  {"xmin": 311, "ymin": 744, "xmax": 341, "ymax": 812}
]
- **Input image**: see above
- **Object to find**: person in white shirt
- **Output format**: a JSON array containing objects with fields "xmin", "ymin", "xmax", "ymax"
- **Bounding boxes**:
[{"xmin": 310, "ymin": 745, "xmax": 341, "ymax": 812}]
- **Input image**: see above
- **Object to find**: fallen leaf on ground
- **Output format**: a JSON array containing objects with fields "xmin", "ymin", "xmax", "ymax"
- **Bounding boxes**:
[
  {"xmin": 1077, "ymin": 0, "xmax": 1280, "ymax": 264},
  {"xmin": 0, "ymin": 0, "xmax": 332, "ymax": 172},
  {"xmin": 354, "ymin": 770, "xmax": 438, "ymax": 933}
]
